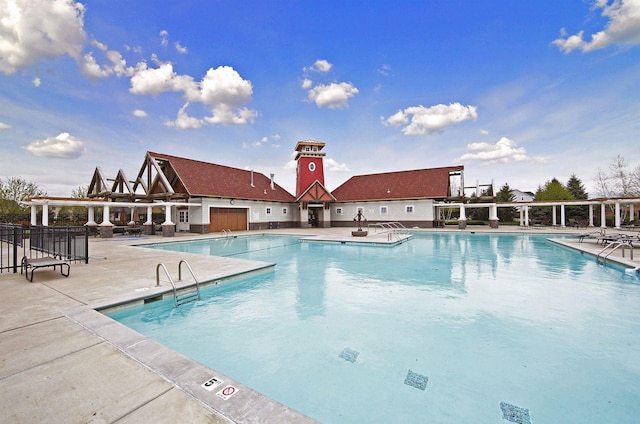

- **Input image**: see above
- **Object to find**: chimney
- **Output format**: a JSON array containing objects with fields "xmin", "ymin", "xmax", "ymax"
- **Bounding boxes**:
[
  {"xmin": 250, "ymin": 170, "xmax": 255, "ymax": 187},
  {"xmin": 270, "ymin": 173, "xmax": 275, "ymax": 190}
]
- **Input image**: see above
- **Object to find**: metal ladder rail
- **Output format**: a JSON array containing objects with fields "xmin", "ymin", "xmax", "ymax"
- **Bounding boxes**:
[
  {"xmin": 596, "ymin": 240, "xmax": 634, "ymax": 265},
  {"xmin": 156, "ymin": 263, "xmax": 180, "ymax": 307},
  {"xmin": 221, "ymin": 229, "xmax": 233, "ymax": 238},
  {"xmin": 389, "ymin": 222, "xmax": 409, "ymax": 234},
  {"xmin": 178, "ymin": 259, "xmax": 201, "ymax": 304},
  {"xmin": 156, "ymin": 261, "xmax": 201, "ymax": 307}
]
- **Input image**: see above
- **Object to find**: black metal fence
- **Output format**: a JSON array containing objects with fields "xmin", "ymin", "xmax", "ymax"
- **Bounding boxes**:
[{"xmin": 0, "ymin": 224, "xmax": 89, "ymax": 274}]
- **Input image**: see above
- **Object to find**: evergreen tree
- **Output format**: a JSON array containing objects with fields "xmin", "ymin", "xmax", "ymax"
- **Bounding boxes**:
[
  {"xmin": 566, "ymin": 174, "xmax": 588, "ymax": 220},
  {"xmin": 495, "ymin": 183, "xmax": 516, "ymax": 222},
  {"xmin": 566, "ymin": 174, "xmax": 588, "ymax": 199}
]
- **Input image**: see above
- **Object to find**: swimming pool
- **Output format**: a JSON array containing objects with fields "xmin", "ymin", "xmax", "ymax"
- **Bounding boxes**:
[{"xmin": 109, "ymin": 233, "xmax": 640, "ymax": 423}]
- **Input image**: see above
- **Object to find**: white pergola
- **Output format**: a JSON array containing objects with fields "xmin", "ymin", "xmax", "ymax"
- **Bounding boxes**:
[
  {"xmin": 436, "ymin": 197, "xmax": 640, "ymax": 229},
  {"xmin": 23, "ymin": 197, "xmax": 199, "ymax": 233}
]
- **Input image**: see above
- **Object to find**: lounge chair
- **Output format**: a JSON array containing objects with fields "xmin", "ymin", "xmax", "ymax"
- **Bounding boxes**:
[
  {"xmin": 21, "ymin": 255, "xmax": 70, "ymax": 282},
  {"xmin": 576, "ymin": 228, "xmax": 605, "ymax": 242}
]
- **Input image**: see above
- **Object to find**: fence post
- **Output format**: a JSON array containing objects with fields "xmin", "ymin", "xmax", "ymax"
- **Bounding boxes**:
[
  {"xmin": 84, "ymin": 226, "xmax": 89, "ymax": 264},
  {"xmin": 12, "ymin": 226, "xmax": 19, "ymax": 273}
]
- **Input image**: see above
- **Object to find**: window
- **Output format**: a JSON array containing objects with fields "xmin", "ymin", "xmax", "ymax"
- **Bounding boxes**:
[
  {"xmin": 308, "ymin": 162, "xmax": 316, "ymax": 171},
  {"xmin": 282, "ymin": 207, "xmax": 287, "ymax": 215},
  {"xmin": 406, "ymin": 205, "xmax": 414, "ymax": 214},
  {"xmin": 179, "ymin": 210, "xmax": 189, "ymax": 223},
  {"xmin": 266, "ymin": 207, "xmax": 272, "ymax": 215},
  {"xmin": 336, "ymin": 207, "xmax": 343, "ymax": 215},
  {"xmin": 380, "ymin": 206, "xmax": 388, "ymax": 214}
]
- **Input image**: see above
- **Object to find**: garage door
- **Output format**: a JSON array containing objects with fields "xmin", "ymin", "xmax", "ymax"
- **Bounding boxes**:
[{"xmin": 209, "ymin": 208, "xmax": 247, "ymax": 232}]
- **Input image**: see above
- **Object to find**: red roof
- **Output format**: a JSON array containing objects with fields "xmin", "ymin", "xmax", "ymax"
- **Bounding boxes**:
[
  {"xmin": 148, "ymin": 152, "xmax": 296, "ymax": 202},
  {"xmin": 332, "ymin": 166, "xmax": 462, "ymax": 201}
]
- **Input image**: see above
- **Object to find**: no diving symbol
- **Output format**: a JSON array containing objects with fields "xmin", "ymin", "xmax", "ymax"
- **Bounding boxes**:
[{"xmin": 217, "ymin": 385, "xmax": 239, "ymax": 400}]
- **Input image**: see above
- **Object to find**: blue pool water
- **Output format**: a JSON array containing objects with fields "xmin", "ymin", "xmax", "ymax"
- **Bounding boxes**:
[{"xmin": 110, "ymin": 233, "xmax": 640, "ymax": 423}]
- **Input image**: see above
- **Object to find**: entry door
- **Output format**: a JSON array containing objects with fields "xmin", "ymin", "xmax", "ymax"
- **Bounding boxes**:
[{"xmin": 209, "ymin": 208, "xmax": 247, "ymax": 232}]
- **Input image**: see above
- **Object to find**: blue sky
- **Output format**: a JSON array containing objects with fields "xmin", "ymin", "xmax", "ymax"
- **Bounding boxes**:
[{"xmin": 1, "ymin": 0, "xmax": 639, "ymax": 197}]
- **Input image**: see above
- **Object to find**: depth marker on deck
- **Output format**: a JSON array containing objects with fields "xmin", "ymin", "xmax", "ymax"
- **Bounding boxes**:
[{"xmin": 201, "ymin": 376, "xmax": 223, "ymax": 391}]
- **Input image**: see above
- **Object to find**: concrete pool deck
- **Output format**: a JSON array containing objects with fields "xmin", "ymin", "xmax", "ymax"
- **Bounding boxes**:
[{"xmin": 1, "ymin": 226, "xmax": 638, "ymax": 423}]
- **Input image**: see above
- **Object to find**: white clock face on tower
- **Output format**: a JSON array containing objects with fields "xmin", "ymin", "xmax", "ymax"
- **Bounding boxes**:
[{"xmin": 308, "ymin": 162, "xmax": 316, "ymax": 172}]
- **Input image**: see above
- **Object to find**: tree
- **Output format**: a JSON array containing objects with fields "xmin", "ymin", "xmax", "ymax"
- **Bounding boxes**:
[
  {"xmin": 533, "ymin": 178, "xmax": 574, "ymax": 224},
  {"xmin": 0, "ymin": 177, "xmax": 46, "ymax": 219},
  {"xmin": 566, "ymin": 174, "xmax": 588, "ymax": 220},
  {"xmin": 594, "ymin": 155, "xmax": 638, "ymax": 198},
  {"xmin": 535, "ymin": 178, "xmax": 574, "ymax": 201},
  {"xmin": 57, "ymin": 185, "xmax": 90, "ymax": 224},
  {"xmin": 594, "ymin": 155, "xmax": 640, "ymax": 223},
  {"xmin": 566, "ymin": 174, "xmax": 588, "ymax": 200},
  {"xmin": 495, "ymin": 183, "xmax": 516, "ymax": 222}
]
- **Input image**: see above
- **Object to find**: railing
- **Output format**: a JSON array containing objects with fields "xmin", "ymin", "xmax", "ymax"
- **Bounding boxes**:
[
  {"xmin": 156, "ymin": 260, "xmax": 201, "ymax": 307},
  {"xmin": 596, "ymin": 240, "xmax": 634, "ymax": 265},
  {"xmin": 221, "ymin": 229, "xmax": 233, "ymax": 238},
  {"xmin": 0, "ymin": 224, "xmax": 89, "ymax": 273},
  {"xmin": 368, "ymin": 222, "xmax": 411, "ymax": 240}
]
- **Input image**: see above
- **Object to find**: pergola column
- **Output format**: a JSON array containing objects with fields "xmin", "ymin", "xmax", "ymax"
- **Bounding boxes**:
[
  {"xmin": 519, "ymin": 207, "xmax": 524, "ymax": 226},
  {"xmin": 458, "ymin": 205, "xmax": 467, "ymax": 229},
  {"xmin": 552, "ymin": 206, "xmax": 557, "ymax": 226},
  {"xmin": 30, "ymin": 205, "xmax": 37, "ymax": 225},
  {"xmin": 489, "ymin": 204, "xmax": 498, "ymax": 228},
  {"xmin": 560, "ymin": 204, "xmax": 566, "ymax": 228},
  {"xmin": 588, "ymin": 205, "xmax": 594, "ymax": 227},
  {"xmin": 524, "ymin": 205, "xmax": 530, "ymax": 227},
  {"xmin": 630, "ymin": 204, "xmax": 635, "ymax": 223},
  {"xmin": 143, "ymin": 205, "xmax": 154, "ymax": 235},
  {"xmin": 42, "ymin": 205, "xmax": 49, "ymax": 226},
  {"xmin": 99, "ymin": 204, "xmax": 113, "ymax": 238},
  {"xmin": 615, "ymin": 202, "xmax": 621, "ymax": 229},
  {"xmin": 86, "ymin": 207, "xmax": 97, "ymax": 225},
  {"xmin": 162, "ymin": 204, "xmax": 175, "ymax": 237},
  {"xmin": 600, "ymin": 203, "xmax": 607, "ymax": 229}
]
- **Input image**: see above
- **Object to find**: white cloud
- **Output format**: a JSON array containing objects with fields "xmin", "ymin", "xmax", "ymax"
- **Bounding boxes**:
[
  {"xmin": 160, "ymin": 30, "xmax": 169, "ymax": 47},
  {"xmin": 301, "ymin": 78, "xmax": 313, "ymax": 89},
  {"xmin": 132, "ymin": 109, "xmax": 148, "ymax": 118},
  {"xmin": 0, "ymin": 0, "xmax": 87, "ymax": 75},
  {"xmin": 378, "ymin": 64, "xmax": 391, "ymax": 76},
  {"xmin": 165, "ymin": 103, "xmax": 203, "ymax": 129},
  {"xmin": 194, "ymin": 66, "xmax": 254, "ymax": 107},
  {"xmin": 253, "ymin": 136, "xmax": 269, "ymax": 147},
  {"xmin": 175, "ymin": 42, "xmax": 188, "ymax": 54},
  {"xmin": 307, "ymin": 82, "xmax": 359, "ymax": 109},
  {"xmin": 129, "ymin": 62, "xmax": 196, "ymax": 95},
  {"xmin": 23, "ymin": 132, "xmax": 86, "ymax": 159},
  {"xmin": 203, "ymin": 105, "xmax": 257, "ymax": 125},
  {"xmin": 251, "ymin": 135, "xmax": 282, "ymax": 148},
  {"xmin": 324, "ymin": 158, "xmax": 350, "ymax": 172},
  {"xmin": 304, "ymin": 59, "xmax": 332, "ymax": 73},
  {"xmin": 32, "ymin": 77, "xmax": 41, "ymax": 87},
  {"xmin": 0, "ymin": 122, "xmax": 11, "ymax": 129},
  {"xmin": 132, "ymin": 64, "xmax": 257, "ymax": 126},
  {"xmin": 553, "ymin": 0, "xmax": 640, "ymax": 53},
  {"xmin": 80, "ymin": 52, "xmax": 110, "ymax": 78},
  {"xmin": 480, "ymin": 129, "xmax": 489, "ymax": 135},
  {"xmin": 456, "ymin": 137, "xmax": 547, "ymax": 165},
  {"xmin": 383, "ymin": 103, "xmax": 478, "ymax": 135},
  {"xmin": 79, "ymin": 44, "xmax": 134, "ymax": 78}
]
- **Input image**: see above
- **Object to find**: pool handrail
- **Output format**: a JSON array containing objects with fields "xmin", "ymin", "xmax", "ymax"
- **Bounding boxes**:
[{"xmin": 156, "ymin": 260, "xmax": 201, "ymax": 307}]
